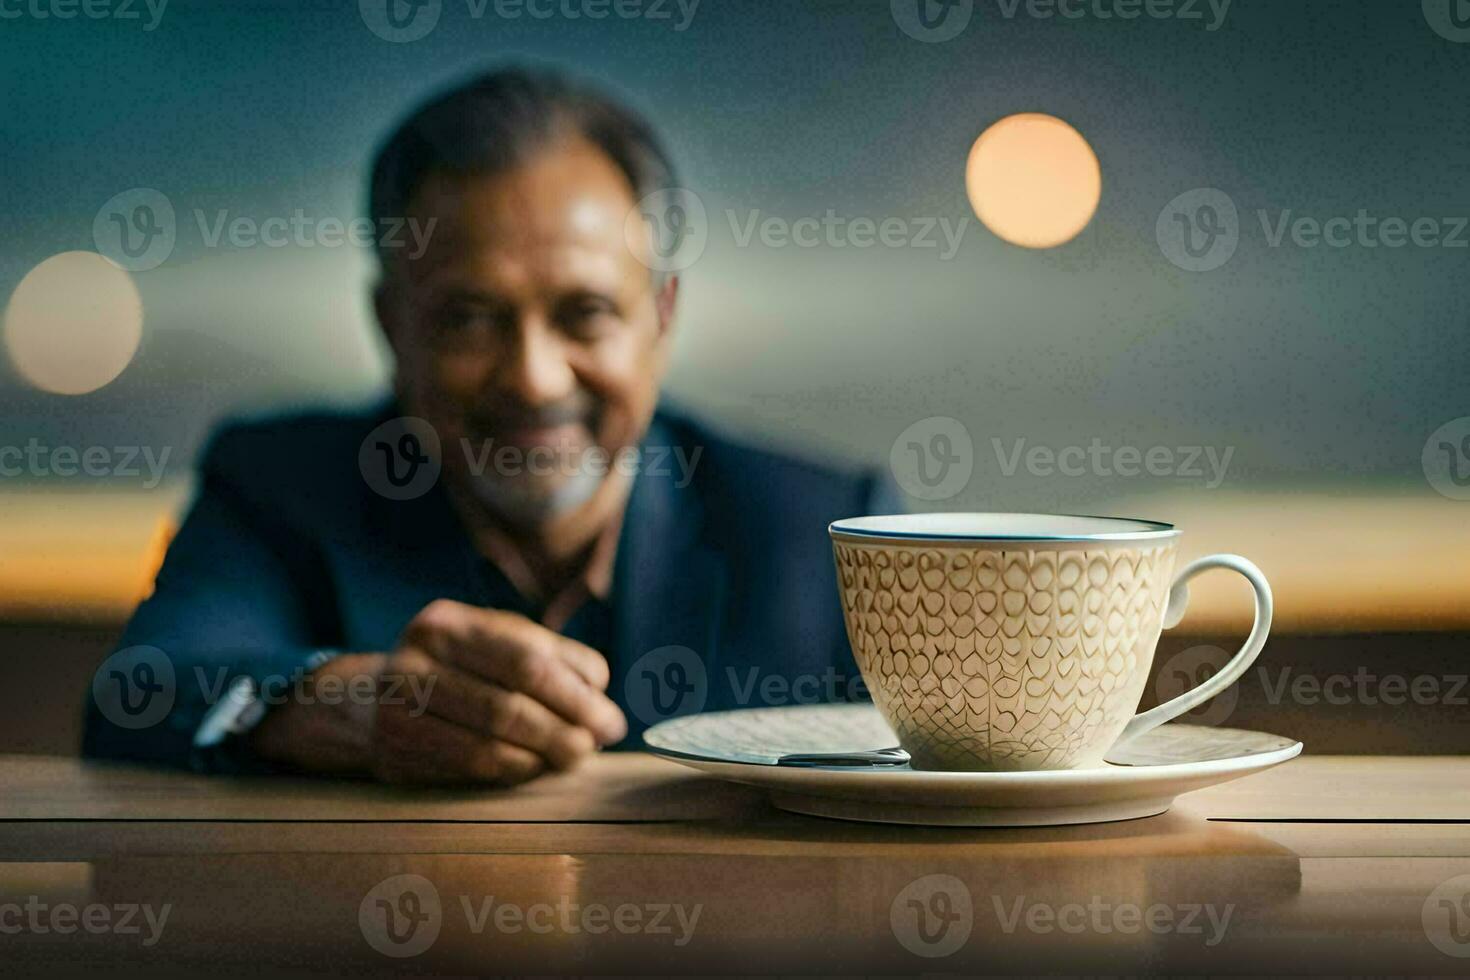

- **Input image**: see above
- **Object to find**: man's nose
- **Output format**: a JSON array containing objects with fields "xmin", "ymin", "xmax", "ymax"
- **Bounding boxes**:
[{"xmin": 491, "ymin": 320, "xmax": 576, "ymax": 406}]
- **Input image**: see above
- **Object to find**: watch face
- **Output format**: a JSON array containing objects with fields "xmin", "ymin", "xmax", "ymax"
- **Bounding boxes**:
[
  {"xmin": 193, "ymin": 676, "xmax": 263, "ymax": 750},
  {"xmin": 189, "ymin": 652, "xmax": 343, "ymax": 773}
]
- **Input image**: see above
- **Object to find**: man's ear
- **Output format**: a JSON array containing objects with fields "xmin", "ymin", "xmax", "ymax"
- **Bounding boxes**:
[{"xmin": 654, "ymin": 273, "xmax": 679, "ymax": 339}]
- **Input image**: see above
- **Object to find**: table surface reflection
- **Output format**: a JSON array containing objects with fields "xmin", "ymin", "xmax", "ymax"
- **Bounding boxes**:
[{"xmin": 2, "ymin": 752, "xmax": 1469, "ymax": 976}]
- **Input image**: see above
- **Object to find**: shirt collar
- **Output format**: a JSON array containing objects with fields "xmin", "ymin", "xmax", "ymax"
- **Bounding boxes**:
[{"xmin": 468, "ymin": 479, "xmax": 629, "ymax": 631}]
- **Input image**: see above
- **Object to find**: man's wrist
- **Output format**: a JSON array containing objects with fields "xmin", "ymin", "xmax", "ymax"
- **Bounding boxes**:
[
  {"xmin": 245, "ymin": 652, "xmax": 389, "ymax": 774},
  {"xmin": 190, "ymin": 649, "xmax": 342, "ymax": 774}
]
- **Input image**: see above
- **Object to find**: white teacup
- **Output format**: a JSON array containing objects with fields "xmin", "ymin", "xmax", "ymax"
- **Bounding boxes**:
[{"xmin": 830, "ymin": 513, "xmax": 1272, "ymax": 772}]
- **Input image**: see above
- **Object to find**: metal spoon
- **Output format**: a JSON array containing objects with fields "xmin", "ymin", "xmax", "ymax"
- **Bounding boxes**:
[{"xmin": 775, "ymin": 746, "xmax": 910, "ymax": 768}]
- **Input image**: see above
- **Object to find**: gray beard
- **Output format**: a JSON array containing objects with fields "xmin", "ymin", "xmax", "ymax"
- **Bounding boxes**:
[{"xmin": 467, "ymin": 465, "xmax": 605, "ymax": 527}]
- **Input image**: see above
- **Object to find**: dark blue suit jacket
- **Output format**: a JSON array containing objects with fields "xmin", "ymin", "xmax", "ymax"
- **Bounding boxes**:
[{"xmin": 82, "ymin": 402, "xmax": 902, "ymax": 772}]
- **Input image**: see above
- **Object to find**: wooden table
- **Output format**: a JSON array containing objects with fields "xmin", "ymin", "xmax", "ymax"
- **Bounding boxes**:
[{"xmin": 3, "ymin": 753, "xmax": 1470, "ymax": 975}]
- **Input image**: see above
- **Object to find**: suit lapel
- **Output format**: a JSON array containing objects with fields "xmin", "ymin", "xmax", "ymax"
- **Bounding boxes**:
[{"xmin": 335, "ymin": 472, "xmax": 489, "ymax": 651}]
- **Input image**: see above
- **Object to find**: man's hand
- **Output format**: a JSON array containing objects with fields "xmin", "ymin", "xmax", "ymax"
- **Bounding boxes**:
[{"xmin": 248, "ymin": 600, "xmax": 626, "ymax": 785}]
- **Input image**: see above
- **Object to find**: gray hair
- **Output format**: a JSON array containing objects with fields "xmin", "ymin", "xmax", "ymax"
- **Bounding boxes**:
[{"xmin": 368, "ymin": 65, "xmax": 678, "ymax": 279}]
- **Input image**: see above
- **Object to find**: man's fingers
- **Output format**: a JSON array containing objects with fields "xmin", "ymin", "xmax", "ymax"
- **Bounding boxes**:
[
  {"xmin": 552, "ymin": 635, "xmax": 611, "ymax": 691},
  {"xmin": 484, "ymin": 647, "xmax": 626, "ymax": 745},
  {"xmin": 407, "ymin": 601, "xmax": 626, "ymax": 745},
  {"xmin": 377, "ymin": 701, "xmax": 544, "ymax": 786},
  {"xmin": 422, "ymin": 664, "xmax": 597, "ymax": 770},
  {"xmin": 405, "ymin": 601, "xmax": 589, "ymax": 680},
  {"xmin": 465, "ymin": 739, "xmax": 544, "ymax": 785}
]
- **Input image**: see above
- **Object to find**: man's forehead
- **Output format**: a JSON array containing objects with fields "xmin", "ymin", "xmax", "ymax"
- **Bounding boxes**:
[{"xmin": 406, "ymin": 144, "xmax": 636, "ymax": 251}]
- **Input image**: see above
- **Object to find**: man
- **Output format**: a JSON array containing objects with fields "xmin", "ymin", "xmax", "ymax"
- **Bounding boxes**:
[{"xmin": 83, "ymin": 67, "xmax": 900, "ymax": 785}]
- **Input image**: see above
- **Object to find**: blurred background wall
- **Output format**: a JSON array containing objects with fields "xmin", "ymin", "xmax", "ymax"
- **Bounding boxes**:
[{"xmin": 2, "ymin": 0, "xmax": 1467, "ymax": 754}]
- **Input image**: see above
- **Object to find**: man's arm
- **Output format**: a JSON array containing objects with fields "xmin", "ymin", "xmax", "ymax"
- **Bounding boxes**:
[
  {"xmin": 81, "ymin": 435, "xmax": 332, "ymax": 773},
  {"xmin": 83, "ymin": 426, "xmax": 626, "ymax": 783}
]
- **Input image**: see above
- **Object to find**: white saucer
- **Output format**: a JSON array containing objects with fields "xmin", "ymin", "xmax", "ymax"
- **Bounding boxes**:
[{"xmin": 643, "ymin": 704, "xmax": 1302, "ymax": 827}]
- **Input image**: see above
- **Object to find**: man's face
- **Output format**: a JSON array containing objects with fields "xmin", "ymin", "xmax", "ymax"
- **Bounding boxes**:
[{"xmin": 376, "ymin": 139, "xmax": 675, "ymax": 527}]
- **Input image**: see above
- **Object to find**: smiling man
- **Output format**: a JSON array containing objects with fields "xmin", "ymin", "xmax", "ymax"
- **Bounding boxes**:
[{"xmin": 83, "ymin": 67, "xmax": 900, "ymax": 784}]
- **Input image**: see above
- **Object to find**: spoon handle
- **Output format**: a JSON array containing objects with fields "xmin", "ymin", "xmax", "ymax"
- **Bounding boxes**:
[{"xmin": 775, "ymin": 746, "xmax": 910, "ymax": 768}]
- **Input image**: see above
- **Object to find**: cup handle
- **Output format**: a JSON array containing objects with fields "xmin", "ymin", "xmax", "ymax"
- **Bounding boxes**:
[{"xmin": 1117, "ymin": 554, "xmax": 1273, "ymax": 746}]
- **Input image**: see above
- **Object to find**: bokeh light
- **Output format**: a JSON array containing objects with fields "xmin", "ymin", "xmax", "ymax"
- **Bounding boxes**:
[
  {"xmin": 3, "ymin": 251, "xmax": 143, "ymax": 395},
  {"xmin": 965, "ymin": 113, "xmax": 1102, "ymax": 249}
]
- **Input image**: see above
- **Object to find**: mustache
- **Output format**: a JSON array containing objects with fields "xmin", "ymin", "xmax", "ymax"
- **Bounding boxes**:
[{"xmin": 467, "ymin": 395, "xmax": 599, "ymax": 434}]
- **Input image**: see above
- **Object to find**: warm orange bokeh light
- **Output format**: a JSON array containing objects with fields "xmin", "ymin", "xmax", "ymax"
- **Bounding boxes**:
[
  {"xmin": 0, "ymin": 495, "xmax": 181, "ymax": 620},
  {"xmin": 966, "ymin": 113, "xmax": 1102, "ymax": 249}
]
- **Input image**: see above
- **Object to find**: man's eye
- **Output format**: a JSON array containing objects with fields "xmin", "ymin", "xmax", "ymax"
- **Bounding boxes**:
[
  {"xmin": 431, "ymin": 307, "xmax": 507, "ymax": 345},
  {"xmin": 559, "ymin": 301, "xmax": 619, "ymax": 338},
  {"xmin": 440, "ymin": 307, "xmax": 492, "ymax": 331}
]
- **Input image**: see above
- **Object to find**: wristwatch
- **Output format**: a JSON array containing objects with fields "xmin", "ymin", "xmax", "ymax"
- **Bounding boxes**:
[{"xmin": 190, "ymin": 649, "xmax": 339, "ymax": 773}]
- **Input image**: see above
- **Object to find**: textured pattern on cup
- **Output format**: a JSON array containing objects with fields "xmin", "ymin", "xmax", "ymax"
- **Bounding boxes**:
[{"xmin": 833, "ymin": 539, "xmax": 1178, "ymax": 771}]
